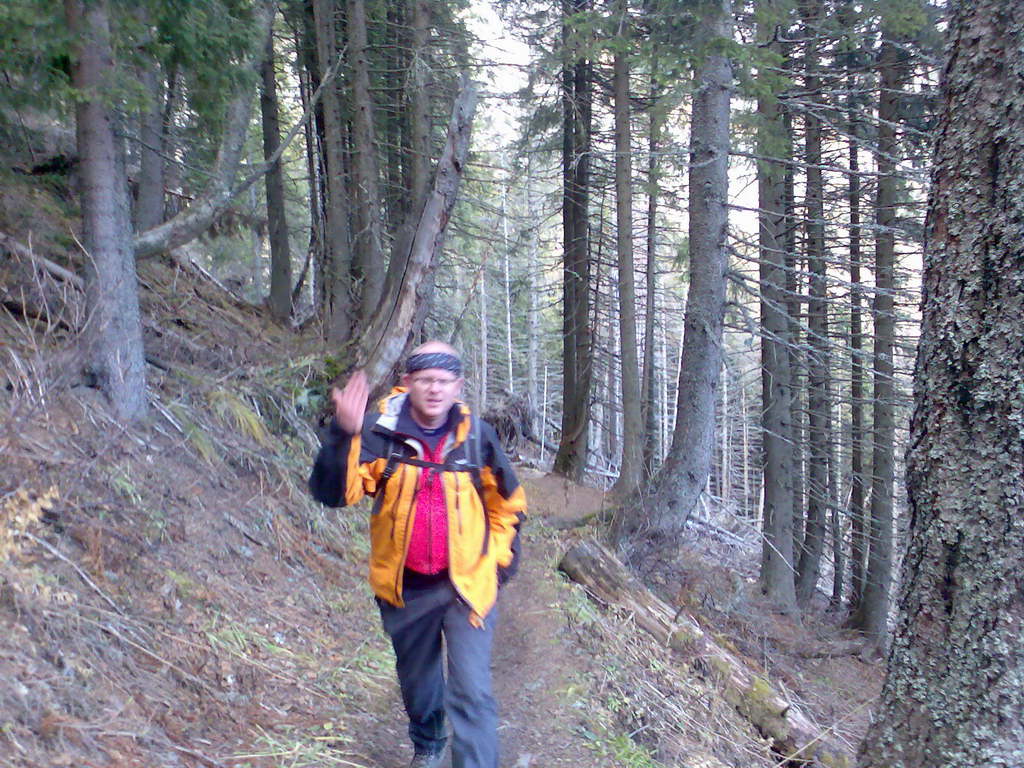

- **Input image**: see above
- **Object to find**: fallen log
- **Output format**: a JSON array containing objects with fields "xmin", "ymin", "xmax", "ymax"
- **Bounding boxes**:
[{"xmin": 558, "ymin": 539, "xmax": 853, "ymax": 767}]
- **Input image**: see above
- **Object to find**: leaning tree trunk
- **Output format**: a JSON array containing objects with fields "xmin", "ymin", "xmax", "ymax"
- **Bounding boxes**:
[
  {"xmin": 859, "ymin": 1, "xmax": 1024, "ymax": 764},
  {"xmin": 355, "ymin": 80, "xmax": 477, "ymax": 389},
  {"xmin": 613, "ymin": 0, "xmax": 732, "ymax": 555},
  {"xmin": 261, "ymin": 31, "xmax": 294, "ymax": 323},
  {"xmin": 66, "ymin": 0, "xmax": 147, "ymax": 423}
]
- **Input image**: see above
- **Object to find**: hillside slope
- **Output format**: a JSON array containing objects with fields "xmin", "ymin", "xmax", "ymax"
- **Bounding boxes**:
[{"xmin": 1, "ymin": 173, "xmax": 878, "ymax": 768}]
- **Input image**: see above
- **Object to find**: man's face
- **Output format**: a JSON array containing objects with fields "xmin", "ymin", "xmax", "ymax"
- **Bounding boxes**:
[{"xmin": 402, "ymin": 367, "xmax": 463, "ymax": 426}]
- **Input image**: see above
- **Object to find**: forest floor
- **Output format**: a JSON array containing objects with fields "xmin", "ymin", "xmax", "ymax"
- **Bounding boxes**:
[{"xmin": 1, "ymin": 170, "xmax": 881, "ymax": 768}]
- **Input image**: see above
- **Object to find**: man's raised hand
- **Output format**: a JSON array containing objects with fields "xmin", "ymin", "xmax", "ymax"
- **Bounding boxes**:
[{"xmin": 332, "ymin": 370, "xmax": 369, "ymax": 435}]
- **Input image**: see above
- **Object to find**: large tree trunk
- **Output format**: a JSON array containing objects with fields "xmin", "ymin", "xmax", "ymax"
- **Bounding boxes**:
[
  {"xmin": 613, "ymin": 0, "xmax": 732, "ymax": 554},
  {"xmin": 347, "ymin": 0, "xmax": 385, "ymax": 321},
  {"xmin": 849, "ymin": 33, "xmax": 902, "ymax": 645},
  {"xmin": 553, "ymin": 0, "xmax": 593, "ymax": 480},
  {"xmin": 67, "ymin": 0, "xmax": 147, "ymax": 422},
  {"xmin": 756, "ymin": 17, "xmax": 798, "ymax": 615},
  {"xmin": 859, "ymin": 1, "xmax": 1024, "ymax": 763},
  {"xmin": 261, "ymin": 31, "xmax": 294, "ymax": 323},
  {"xmin": 611, "ymin": 0, "xmax": 643, "ymax": 497},
  {"xmin": 797, "ymin": 0, "xmax": 829, "ymax": 607}
]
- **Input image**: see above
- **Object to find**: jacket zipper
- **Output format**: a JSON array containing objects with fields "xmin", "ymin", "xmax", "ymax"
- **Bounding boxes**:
[
  {"xmin": 391, "ymin": 437, "xmax": 426, "ymax": 601},
  {"xmin": 393, "ymin": 472, "xmax": 423, "ymax": 603},
  {"xmin": 425, "ymin": 468, "xmax": 433, "ymax": 569}
]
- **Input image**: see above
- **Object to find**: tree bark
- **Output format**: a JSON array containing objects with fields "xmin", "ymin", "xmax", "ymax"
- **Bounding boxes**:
[
  {"xmin": 134, "ymin": 57, "xmax": 166, "ymax": 233},
  {"xmin": 526, "ymin": 157, "xmax": 540, "ymax": 434},
  {"xmin": 66, "ymin": 0, "xmax": 147, "ymax": 422},
  {"xmin": 408, "ymin": 0, "xmax": 431, "ymax": 208},
  {"xmin": 846, "ymin": 52, "xmax": 867, "ymax": 613},
  {"xmin": 553, "ymin": 0, "xmax": 593, "ymax": 480},
  {"xmin": 859, "ymin": 1, "xmax": 1024, "ymax": 763},
  {"xmin": 347, "ymin": 0, "xmax": 385, "ymax": 321},
  {"xmin": 611, "ymin": 0, "xmax": 643, "ymax": 497},
  {"xmin": 849, "ymin": 33, "xmax": 902, "ymax": 645},
  {"xmin": 261, "ymin": 30, "xmax": 294, "ymax": 322},
  {"xmin": 642, "ymin": 68, "xmax": 662, "ymax": 479},
  {"xmin": 783, "ymin": 98, "xmax": 806, "ymax": 563},
  {"xmin": 311, "ymin": 0, "xmax": 353, "ymax": 345},
  {"xmin": 797, "ymin": 0, "xmax": 830, "ymax": 607},
  {"xmin": 756, "ymin": 14, "xmax": 798, "ymax": 615},
  {"xmin": 613, "ymin": 0, "xmax": 733, "ymax": 553}
]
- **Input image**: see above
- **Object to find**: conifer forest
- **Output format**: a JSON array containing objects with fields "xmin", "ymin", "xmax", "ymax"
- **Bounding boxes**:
[{"xmin": 1, "ymin": 0, "xmax": 1022, "ymax": 766}]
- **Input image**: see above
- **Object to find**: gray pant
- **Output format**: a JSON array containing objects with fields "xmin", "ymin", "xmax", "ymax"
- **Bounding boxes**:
[{"xmin": 378, "ymin": 576, "xmax": 498, "ymax": 768}]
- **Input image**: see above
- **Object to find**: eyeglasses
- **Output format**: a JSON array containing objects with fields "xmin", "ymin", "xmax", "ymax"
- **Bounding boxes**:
[{"xmin": 410, "ymin": 375, "xmax": 459, "ymax": 388}]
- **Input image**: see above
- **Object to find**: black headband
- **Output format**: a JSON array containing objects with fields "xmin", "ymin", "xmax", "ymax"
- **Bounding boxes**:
[{"xmin": 406, "ymin": 352, "xmax": 462, "ymax": 376}]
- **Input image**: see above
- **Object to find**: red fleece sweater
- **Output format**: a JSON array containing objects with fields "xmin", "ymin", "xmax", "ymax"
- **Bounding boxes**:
[{"xmin": 403, "ymin": 436, "xmax": 449, "ymax": 574}]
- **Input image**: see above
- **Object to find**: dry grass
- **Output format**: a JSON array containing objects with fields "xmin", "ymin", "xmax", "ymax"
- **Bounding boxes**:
[{"xmin": 0, "ymin": 170, "xmax": 882, "ymax": 768}]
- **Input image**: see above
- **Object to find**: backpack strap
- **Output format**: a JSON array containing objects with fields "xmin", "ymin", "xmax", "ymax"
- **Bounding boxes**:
[
  {"xmin": 370, "ymin": 413, "xmax": 486, "ymax": 514},
  {"xmin": 466, "ymin": 413, "xmax": 484, "ymax": 498},
  {"xmin": 370, "ymin": 433, "xmax": 402, "ymax": 516}
]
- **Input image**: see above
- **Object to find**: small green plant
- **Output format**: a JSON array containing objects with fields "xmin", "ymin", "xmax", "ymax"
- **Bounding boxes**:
[
  {"xmin": 585, "ymin": 724, "xmax": 663, "ymax": 768},
  {"xmin": 109, "ymin": 468, "xmax": 142, "ymax": 506},
  {"xmin": 563, "ymin": 581, "xmax": 599, "ymax": 628}
]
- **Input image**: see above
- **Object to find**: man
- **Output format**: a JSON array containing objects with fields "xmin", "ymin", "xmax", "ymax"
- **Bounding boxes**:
[{"xmin": 309, "ymin": 341, "xmax": 526, "ymax": 768}]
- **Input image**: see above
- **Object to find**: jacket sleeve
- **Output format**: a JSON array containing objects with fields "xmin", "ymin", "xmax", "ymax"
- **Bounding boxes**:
[
  {"xmin": 479, "ymin": 422, "xmax": 526, "ymax": 577},
  {"xmin": 308, "ymin": 416, "xmax": 383, "ymax": 508}
]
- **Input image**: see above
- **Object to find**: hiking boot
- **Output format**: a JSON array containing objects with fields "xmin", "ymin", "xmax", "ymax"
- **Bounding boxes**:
[{"xmin": 409, "ymin": 748, "xmax": 446, "ymax": 768}]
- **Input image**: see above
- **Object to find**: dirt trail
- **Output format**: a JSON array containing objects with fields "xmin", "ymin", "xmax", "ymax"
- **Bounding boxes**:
[
  {"xmin": 361, "ymin": 470, "xmax": 611, "ymax": 768},
  {"xmin": 491, "ymin": 471, "xmax": 609, "ymax": 767}
]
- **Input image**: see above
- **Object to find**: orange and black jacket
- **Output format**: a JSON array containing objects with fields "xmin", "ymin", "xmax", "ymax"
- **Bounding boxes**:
[{"xmin": 308, "ymin": 388, "xmax": 526, "ymax": 624}]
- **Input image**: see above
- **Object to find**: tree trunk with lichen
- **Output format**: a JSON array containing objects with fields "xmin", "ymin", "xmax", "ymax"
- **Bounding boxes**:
[{"xmin": 858, "ymin": 1, "xmax": 1024, "ymax": 764}]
